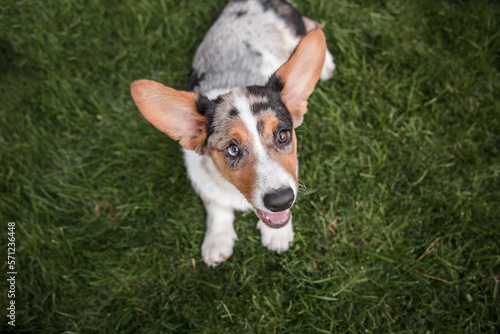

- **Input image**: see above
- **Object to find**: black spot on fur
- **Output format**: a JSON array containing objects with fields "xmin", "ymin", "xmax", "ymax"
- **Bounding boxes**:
[
  {"xmin": 195, "ymin": 96, "xmax": 216, "ymax": 127},
  {"xmin": 230, "ymin": 108, "xmax": 239, "ymax": 117},
  {"xmin": 258, "ymin": 0, "xmax": 306, "ymax": 36},
  {"xmin": 251, "ymin": 102, "xmax": 268, "ymax": 114},
  {"xmin": 265, "ymin": 73, "xmax": 285, "ymax": 92},
  {"xmin": 246, "ymin": 85, "xmax": 293, "ymax": 129},
  {"xmin": 244, "ymin": 42, "xmax": 263, "ymax": 58},
  {"xmin": 195, "ymin": 95, "xmax": 217, "ymax": 146},
  {"xmin": 236, "ymin": 10, "xmax": 247, "ymax": 17},
  {"xmin": 213, "ymin": 95, "xmax": 224, "ymax": 104},
  {"xmin": 187, "ymin": 68, "xmax": 206, "ymax": 91},
  {"xmin": 259, "ymin": 0, "xmax": 274, "ymax": 11}
]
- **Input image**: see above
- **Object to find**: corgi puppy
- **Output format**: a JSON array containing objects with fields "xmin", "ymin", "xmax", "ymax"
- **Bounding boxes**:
[{"xmin": 131, "ymin": 0, "xmax": 335, "ymax": 266}]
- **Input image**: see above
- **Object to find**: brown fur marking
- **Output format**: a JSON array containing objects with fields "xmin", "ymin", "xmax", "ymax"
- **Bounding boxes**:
[{"xmin": 210, "ymin": 149, "xmax": 257, "ymax": 203}]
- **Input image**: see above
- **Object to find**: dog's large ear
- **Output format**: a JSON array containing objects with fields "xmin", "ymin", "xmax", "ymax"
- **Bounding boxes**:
[
  {"xmin": 130, "ymin": 79, "xmax": 207, "ymax": 153},
  {"xmin": 272, "ymin": 29, "xmax": 326, "ymax": 127}
]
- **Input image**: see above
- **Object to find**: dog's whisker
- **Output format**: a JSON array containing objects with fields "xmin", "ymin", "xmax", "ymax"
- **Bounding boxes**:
[
  {"xmin": 295, "ymin": 179, "xmax": 311, "ymax": 202},
  {"xmin": 298, "ymin": 179, "xmax": 310, "ymax": 194}
]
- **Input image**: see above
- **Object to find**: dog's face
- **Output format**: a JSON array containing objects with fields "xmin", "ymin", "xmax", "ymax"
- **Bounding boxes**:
[
  {"xmin": 200, "ymin": 83, "xmax": 298, "ymax": 228},
  {"xmin": 131, "ymin": 30, "xmax": 327, "ymax": 228}
]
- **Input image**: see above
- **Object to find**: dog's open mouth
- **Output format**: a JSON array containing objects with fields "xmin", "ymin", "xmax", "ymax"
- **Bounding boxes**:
[{"xmin": 256, "ymin": 209, "xmax": 291, "ymax": 229}]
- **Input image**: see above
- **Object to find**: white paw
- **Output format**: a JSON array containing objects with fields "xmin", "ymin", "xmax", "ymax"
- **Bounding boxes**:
[
  {"xmin": 320, "ymin": 49, "xmax": 335, "ymax": 81},
  {"xmin": 257, "ymin": 219, "xmax": 294, "ymax": 253},
  {"xmin": 201, "ymin": 230, "xmax": 238, "ymax": 267}
]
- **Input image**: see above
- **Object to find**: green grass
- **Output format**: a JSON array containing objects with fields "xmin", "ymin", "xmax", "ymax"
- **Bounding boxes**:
[{"xmin": 1, "ymin": 0, "xmax": 499, "ymax": 332}]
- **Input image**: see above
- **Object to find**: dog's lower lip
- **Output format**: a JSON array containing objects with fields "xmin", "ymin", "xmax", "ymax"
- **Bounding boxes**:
[{"xmin": 256, "ymin": 209, "xmax": 291, "ymax": 229}]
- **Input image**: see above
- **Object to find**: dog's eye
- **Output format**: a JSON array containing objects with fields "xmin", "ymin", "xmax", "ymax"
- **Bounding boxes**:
[
  {"xmin": 227, "ymin": 144, "xmax": 240, "ymax": 157},
  {"xmin": 277, "ymin": 130, "xmax": 291, "ymax": 144}
]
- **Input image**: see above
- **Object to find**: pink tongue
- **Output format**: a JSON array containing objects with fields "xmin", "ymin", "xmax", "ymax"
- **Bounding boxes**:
[{"xmin": 266, "ymin": 210, "xmax": 290, "ymax": 224}]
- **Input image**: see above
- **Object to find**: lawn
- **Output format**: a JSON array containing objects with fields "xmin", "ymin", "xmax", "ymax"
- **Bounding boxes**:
[{"xmin": 1, "ymin": 0, "xmax": 499, "ymax": 332}]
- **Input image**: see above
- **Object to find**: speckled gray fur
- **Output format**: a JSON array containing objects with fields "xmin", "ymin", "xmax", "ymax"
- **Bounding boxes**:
[{"xmin": 187, "ymin": 0, "xmax": 334, "ymax": 95}]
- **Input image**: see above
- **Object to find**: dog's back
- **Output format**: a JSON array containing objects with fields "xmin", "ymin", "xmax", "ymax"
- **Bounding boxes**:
[{"xmin": 187, "ymin": 0, "xmax": 334, "ymax": 97}]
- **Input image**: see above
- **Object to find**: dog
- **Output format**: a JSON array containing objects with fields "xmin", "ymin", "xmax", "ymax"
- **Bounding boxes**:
[{"xmin": 131, "ymin": 0, "xmax": 335, "ymax": 266}]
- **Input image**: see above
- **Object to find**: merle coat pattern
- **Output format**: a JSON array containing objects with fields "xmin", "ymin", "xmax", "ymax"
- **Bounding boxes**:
[{"xmin": 131, "ymin": 0, "xmax": 335, "ymax": 266}]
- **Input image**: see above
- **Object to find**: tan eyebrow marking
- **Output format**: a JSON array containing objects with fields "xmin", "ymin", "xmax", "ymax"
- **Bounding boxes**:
[
  {"xmin": 258, "ymin": 111, "xmax": 280, "ymax": 137},
  {"xmin": 228, "ymin": 122, "xmax": 252, "ymax": 145}
]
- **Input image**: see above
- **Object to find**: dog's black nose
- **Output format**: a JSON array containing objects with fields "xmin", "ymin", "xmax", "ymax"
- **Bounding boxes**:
[{"xmin": 263, "ymin": 187, "xmax": 295, "ymax": 212}]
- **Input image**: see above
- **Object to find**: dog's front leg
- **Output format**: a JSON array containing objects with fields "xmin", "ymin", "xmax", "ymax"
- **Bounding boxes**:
[
  {"xmin": 257, "ymin": 218, "xmax": 294, "ymax": 254},
  {"xmin": 201, "ymin": 200, "xmax": 238, "ymax": 266}
]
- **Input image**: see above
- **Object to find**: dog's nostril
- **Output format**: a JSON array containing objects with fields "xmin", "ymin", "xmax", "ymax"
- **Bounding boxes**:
[{"xmin": 263, "ymin": 187, "xmax": 295, "ymax": 212}]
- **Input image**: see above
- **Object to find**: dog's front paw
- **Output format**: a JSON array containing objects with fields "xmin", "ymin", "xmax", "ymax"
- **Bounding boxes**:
[
  {"xmin": 257, "ymin": 219, "xmax": 294, "ymax": 253},
  {"xmin": 201, "ymin": 230, "xmax": 238, "ymax": 267}
]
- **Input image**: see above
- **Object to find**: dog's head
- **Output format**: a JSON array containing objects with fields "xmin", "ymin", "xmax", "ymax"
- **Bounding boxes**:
[{"xmin": 131, "ymin": 30, "xmax": 326, "ymax": 228}]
